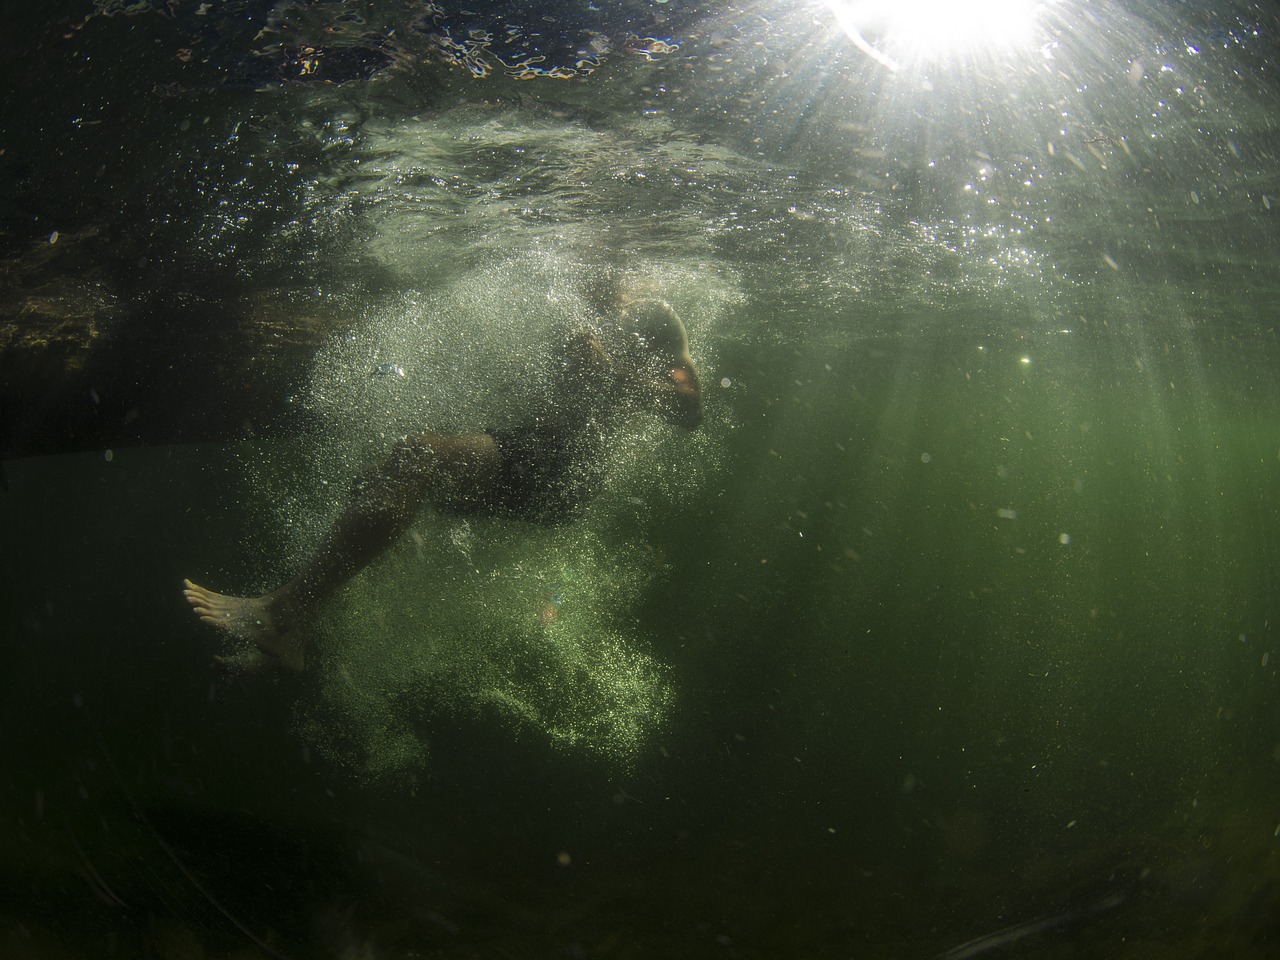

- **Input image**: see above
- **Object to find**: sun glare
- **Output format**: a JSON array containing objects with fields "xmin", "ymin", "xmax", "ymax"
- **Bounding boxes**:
[{"xmin": 827, "ymin": 0, "xmax": 1043, "ymax": 70}]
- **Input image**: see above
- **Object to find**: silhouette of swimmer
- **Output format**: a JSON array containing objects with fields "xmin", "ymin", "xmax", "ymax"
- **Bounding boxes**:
[{"xmin": 183, "ymin": 298, "xmax": 703, "ymax": 672}]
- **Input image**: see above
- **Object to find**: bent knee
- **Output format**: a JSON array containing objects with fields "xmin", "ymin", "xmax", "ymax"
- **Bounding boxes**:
[
  {"xmin": 373, "ymin": 432, "xmax": 497, "ymax": 489},
  {"xmin": 379, "ymin": 434, "xmax": 437, "ymax": 477},
  {"xmin": 407, "ymin": 432, "xmax": 497, "ymax": 470}
]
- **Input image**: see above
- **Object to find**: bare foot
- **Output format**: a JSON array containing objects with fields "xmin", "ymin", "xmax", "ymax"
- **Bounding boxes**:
[{"xmin": 182, "ymin": 579, "xmax": 307, "ymax": 673}]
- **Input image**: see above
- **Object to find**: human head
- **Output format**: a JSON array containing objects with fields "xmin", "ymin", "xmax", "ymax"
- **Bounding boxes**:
[{"xmin": 611, "ymin": 298, "xmax": 703, "ymax": 429}]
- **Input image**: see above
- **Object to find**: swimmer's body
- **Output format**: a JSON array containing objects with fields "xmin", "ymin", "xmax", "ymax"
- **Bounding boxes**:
[{"xmin": 183, "ymin": 298, "xmax": 703, "ymax": 672}]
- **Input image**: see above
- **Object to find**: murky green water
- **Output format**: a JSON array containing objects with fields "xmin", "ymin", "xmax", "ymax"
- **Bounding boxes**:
[{"xmin": 3, "ymin": 1, "xmax": 1279, "ymax": 957}]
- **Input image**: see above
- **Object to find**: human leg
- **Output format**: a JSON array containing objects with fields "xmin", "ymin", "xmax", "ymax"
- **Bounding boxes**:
[{"xmin": 183, "ymin": 432, "xmax": 500, "ymax": 671}]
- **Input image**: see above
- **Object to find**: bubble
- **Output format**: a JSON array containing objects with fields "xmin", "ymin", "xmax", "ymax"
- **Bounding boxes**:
[
  {"xmin": 920, "ymin": 452, "xmax": 931, "ymax": 464},
  {"xmin": 272, "ymin": 249, "xmax": 731, "ymax": 783},
  {"xmin": 720, "ymin": 377, "xmax": 732, "ymax": 388},
  {"xmin": 295, "ymin": 526, "xmax": 676, "ymax": 783}
]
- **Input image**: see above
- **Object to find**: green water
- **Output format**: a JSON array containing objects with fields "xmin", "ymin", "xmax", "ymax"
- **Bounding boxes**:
[{"xmin": 3, "ymin": 1, "xmax": 1280, "ymax": 957}]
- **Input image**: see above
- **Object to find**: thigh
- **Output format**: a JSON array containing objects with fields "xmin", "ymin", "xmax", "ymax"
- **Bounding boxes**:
[
  {"xmin": 421, "ymin": 432, "xmax": 498, "ymax": 474},
  {"xmin": 398, "ymin": 431, "xmax": 502, "ymax": 509}
]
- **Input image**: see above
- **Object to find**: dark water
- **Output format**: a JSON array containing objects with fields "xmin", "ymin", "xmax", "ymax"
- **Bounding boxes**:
[{"xmin": 3, "ymin": 1, "xmax": 1280, "ymax": 958}]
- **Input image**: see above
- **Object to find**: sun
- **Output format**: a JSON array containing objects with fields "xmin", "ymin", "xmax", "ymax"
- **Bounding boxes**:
[{"xmin": 826, "ymin": 0, "xmax": 1045, "ymax": 70}]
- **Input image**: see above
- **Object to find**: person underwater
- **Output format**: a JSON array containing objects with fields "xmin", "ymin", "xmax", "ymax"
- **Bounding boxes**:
[{"xmin": 183, "ymin": 298, "xmax": 703, "ymax": 672}]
